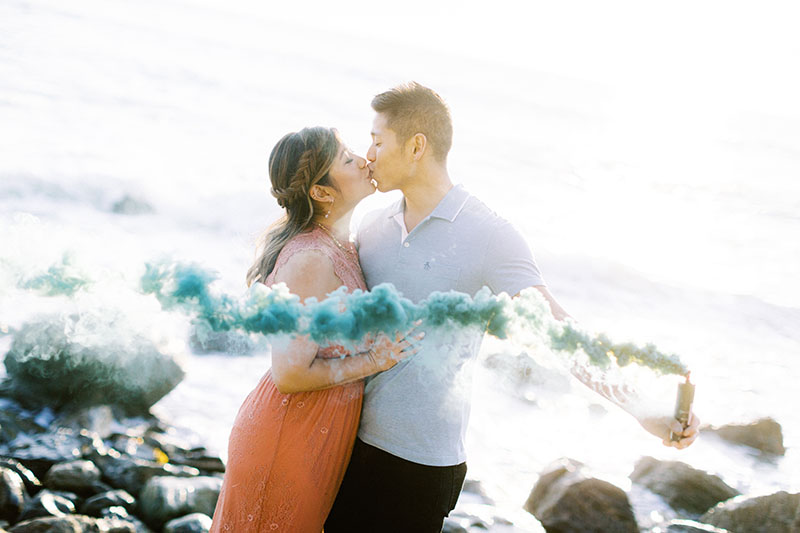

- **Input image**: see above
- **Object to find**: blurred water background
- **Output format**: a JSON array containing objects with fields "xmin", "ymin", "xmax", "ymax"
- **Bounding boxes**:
[{"xmin": 1, "ymin": 0, "xmax": 799, "ymax": 529}]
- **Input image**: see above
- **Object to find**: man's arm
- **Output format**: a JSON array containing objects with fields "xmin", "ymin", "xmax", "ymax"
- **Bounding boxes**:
[{"xmin": 517, "ymin": 285, "xmax": 700, "ymax": 449}]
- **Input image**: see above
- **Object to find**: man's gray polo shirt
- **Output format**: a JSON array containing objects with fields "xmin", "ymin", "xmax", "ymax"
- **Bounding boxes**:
[{"xmin": 355, "ymin": 185, "xmax": 545, "ymax": 466}]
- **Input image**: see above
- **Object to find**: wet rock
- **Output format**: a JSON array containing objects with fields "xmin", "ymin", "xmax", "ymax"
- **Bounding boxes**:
[
  {"xmin": 165, "ymin": 452, "xmax": 224, "ymax": 475},
  {"xmin": 17, "ymin": 490, "xmax": 77, "ymax": 522},
  {"xmin": 162, "ymin": 513, "xmax": 212, "ymax": 533},
  {"xmin": 99, "ymin": 517, "xmax": 137, "ymax": 533},
  {"xmin": 8, "ymin": 515, "xmax": 89, "ymax": 532},
  {"xmin": 100, "ymin": 506, "xmax": 129, "ymax": 520},
  {"xmin": 700, "ymin": 491, "xmax": 800, "ymax": 533},
  {"xmin": 137, "ymin": 476, "xmax": 222, "ymax": 528},
  {"xmin": 4, "ymin": 429, "xmax": 83, "ymax": 479},
  {"xmin": 141, "ymin": 434, "xmax": 223, "ymax": 473},
  {"xmin": 524, "ymin": 458, "xmax": 638, "ymax": 533},
  {"xmin": 80, "ymin": 490, "xmax": 136, "ymax": 517},
  {"xmin": 102, "ymin": 457, "xmax": 199, "ymax": 496},
  {"xmin": 8, "ymin": 514, "xmax": 135, "ymax": 532},
  {"xmin": 100, "ymin": 508, "xmax": 152, "ymax": 533},
  {"xmin": 704, "ymin": 418, "xmax": 786, "ymax": 455},
  {"xmin": 630, "ymin": 457, "xmax": 740, "ymax": 516},
  {"xmin": 111, "ymin": 195, "xmax": 154, "ymax": 216},
  {"xmin": 3, "ymin": 312, "xmax": 185, "ymax": 414},
  {"xmin": 108, "ymin": 435, "xmax": 157, "ymax": 463},
  {"xmin": 44, "ymin": 460, "xmax": 101, "ymax": 496},
  {"xmin": 54, "ymin": 407, "xmax": 115, "ymax": 440},
  {"xmin": 0, "ymin": 400, "xmax": 47, "ymax": 446},
  {"xmin": 0, "ymin": 468, "xmax": 26, "ymax": 524},
  {"xmin": 0, "ymin": 460, "xmax": 41, "ymax": 496},
  {"xmin": 441, "ymin": 519, "xmax": 469, "ymax": 533},
  {"xmin": 666, "ymin": 519, "xmax": 731, "ymax": 532}
]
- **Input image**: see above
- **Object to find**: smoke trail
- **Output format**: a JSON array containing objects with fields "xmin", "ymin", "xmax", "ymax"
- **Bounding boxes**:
[{"xmin": 140, "ymin": 260, "xmax": 689, "ymax": 376}]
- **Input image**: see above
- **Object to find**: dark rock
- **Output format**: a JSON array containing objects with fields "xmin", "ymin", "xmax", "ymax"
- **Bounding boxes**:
[
  {"xmin": 0, "ymin": 468, "xmax": 26, "ymax": 524},
  {"xmin": 441, "ymin": 519, "xmax": 469, "ymax": 533},
  {"xmin": 0, "ymin": 460, "xmax": 41, "ymax": 496},
  {"xmin": 700, "ymin": 491, "xmax": 800, "ymax": 533},
  {"xmin": 165, "ymin": 451, "xmax": 224, "ymax": 475},
  {"xmin": 102, "ymin": 457, "xmax": 199, "ymax": 496},
  {"xmin": 4, "ymin": 429, "xmax": 83, "ymax": 479},
  {"xmin": 0, "ymin": 400, "xmax": 48, "ymax": 446},
  {"xmin": 137, "ymin": 476, "xmax": 221, "ymax": 528},
  {"xmin": 3, "ymin": 312, "xmax": 185, "ymax": 414},
  {"xmin": 108, "ymin": 435, "xmax": 157, "ymax": 463},
  {"xmin": 524, "ymin": 458, "xmax": 638, "ymax": 533},
  {"xmin": 99, "ymin": 517, "xmax": 137, "ymax": 533},
  {"xmin": 666, "ymin": 519, "xmax": 731, "ymax": 532},
  {"xmin": 705, "ymin": 418, "xmax": 786, "ymax": 455},
  {"xmin": 44, "ymin": 460, "xmax": 101, "ymax": 496},
  {"xmin": 111, "ymin": 195, "xmax": 154, "ymax": 215},
  {"xmin": 17, "ymin": 490, "xmax": 75, "ymax": 522},
  {"xmin": 100, "ymin": 506, "xmax": 130, "ymax": 520},
  {"xmin": 630, "ymin": 456, "xmax": 740, "ymax": 516},
  {"xmin": 100, "ymin": 508, "xmax": 152, "ymax": 533},
  {"xmin": 53, "ymin": 407, "xmax": 115, "ymax": 440},
  {"xmin": 162, "ymin": 513, "xmax": 212, "ymax": 533},
  {"xmin": 80, "ymin": 490, "xmax": 136, "ymax": 517},
  {"xmin": 8, "ymin": 515, "xmax": 89, "ymax": 532},
  {"xmin": 8, "ymin": 514, "xmax": 135, "ymax": 532}
]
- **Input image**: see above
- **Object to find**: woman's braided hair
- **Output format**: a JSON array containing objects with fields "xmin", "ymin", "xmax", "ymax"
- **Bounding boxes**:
[{"xmin": 246, "ymin": 127, "xmax": 339, "ymax": 286}]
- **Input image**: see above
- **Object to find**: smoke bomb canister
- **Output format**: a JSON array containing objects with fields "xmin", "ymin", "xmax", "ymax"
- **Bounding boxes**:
[{"xmin": 670, "ymin": 375, "xmax": 695, "ymax": 442}]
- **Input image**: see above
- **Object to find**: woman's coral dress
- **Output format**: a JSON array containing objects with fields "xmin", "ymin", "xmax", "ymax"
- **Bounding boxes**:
[{"xmin": 210, "ymin": 227, "xmax": 366, "ymax": 533}]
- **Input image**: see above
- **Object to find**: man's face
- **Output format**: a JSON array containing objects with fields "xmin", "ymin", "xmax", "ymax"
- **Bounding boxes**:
[{"xmin": 366, "ymin": 113, "xmax": 409, "ymax": 193}]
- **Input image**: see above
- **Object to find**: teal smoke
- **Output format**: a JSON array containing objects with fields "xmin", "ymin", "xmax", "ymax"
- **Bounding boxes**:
[
  {"xmin": 140, "ymin": 260, "xmax": 688, "ymax": 376},
  {"xmin": 19, "ymin": 254, "xmax": 89, "ymax": 296}
]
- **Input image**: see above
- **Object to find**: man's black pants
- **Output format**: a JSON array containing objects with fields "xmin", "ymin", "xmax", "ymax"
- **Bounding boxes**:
[{"xmin": 325, "ymin": 438, "xmax": 467, "ymax": 532}]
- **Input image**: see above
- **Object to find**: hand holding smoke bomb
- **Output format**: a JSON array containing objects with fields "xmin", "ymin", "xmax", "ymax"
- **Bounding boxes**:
[{"xmin": 671, "ymin": 372, "xmax": 696, "ymax": 442}]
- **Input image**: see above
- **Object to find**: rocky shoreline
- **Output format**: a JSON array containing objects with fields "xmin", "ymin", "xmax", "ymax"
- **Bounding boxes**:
[
  {"xmin": 1, "ymin": 326, "xmax": 797, "ymax": 532},
  {"xmin": 441, "ymin": 415, "xmax": 799, "ymax": 533},
  {"xmin": 2, "ymin": 393, "xmax": 798, "ymax": 533},
  {"xmin": 1, "ymin": 399, "xmax": 225, "ymax": 532}
]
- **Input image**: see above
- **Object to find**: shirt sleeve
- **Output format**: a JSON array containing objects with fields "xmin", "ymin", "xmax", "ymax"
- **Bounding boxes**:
[{"xmin": 482, "ymin": 219, "xmax": 545, "ymax": 296}]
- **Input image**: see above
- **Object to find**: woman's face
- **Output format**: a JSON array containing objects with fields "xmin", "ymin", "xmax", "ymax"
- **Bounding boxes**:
[{"xmin": 325, "ymin": 141, "xmax": 375, "ymax": 211}]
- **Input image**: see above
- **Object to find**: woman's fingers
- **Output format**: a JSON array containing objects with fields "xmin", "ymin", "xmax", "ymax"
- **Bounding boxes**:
[{"xmin": 396, "ymin": 320, "xmax": 423, "ymax": 342}]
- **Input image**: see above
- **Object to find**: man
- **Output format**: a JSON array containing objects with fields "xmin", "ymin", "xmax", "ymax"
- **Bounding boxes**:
[{"xmin": 325, "ymin": 82, "xmax": 698, "ymax": 532}]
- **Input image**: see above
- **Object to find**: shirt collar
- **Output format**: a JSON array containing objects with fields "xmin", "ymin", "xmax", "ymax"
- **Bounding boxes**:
[{"xmin": 385, "ymin": 184, "xmax": 469, "ymax": 223}]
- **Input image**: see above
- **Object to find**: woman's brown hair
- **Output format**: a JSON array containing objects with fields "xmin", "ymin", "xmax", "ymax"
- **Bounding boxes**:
[{"xmin": 246, "ymin": 127, "xmax": 339, "ymax": 287}]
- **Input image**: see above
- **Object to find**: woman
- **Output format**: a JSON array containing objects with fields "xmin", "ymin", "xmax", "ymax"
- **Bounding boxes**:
[{"xmin": 210, "ymin": 127, "xmax": 418, "ymax": 533}]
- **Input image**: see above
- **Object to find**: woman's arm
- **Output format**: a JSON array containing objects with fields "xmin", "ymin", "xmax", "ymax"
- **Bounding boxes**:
[
  {"xmin": 268, "ymin": 249, "xmax": 417, "ymax": 394},
  {"xmin": 270, "ymin": 333, "xmax": 413, "ymax": 394}
]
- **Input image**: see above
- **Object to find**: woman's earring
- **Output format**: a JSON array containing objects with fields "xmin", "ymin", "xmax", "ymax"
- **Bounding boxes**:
[{"xmin": 325, "ymin": 199, "xmax": 333, "ymax": 218}]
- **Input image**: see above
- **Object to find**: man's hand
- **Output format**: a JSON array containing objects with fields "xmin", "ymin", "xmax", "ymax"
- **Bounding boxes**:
[{"xmin": 638, "ymin": 412, "xmax": 700, "ymax": 450}]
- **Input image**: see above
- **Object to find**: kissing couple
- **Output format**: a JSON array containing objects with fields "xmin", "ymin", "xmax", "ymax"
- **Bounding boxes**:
[{"xmin": 209, "ymin": 82, "xmax": 700, "ymax": 533}]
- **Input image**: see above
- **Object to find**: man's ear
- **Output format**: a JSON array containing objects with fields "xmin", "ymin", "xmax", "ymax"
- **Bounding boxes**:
[{"xmin": 409, "ymin": 133, "xmax": 427, "ymax": 161}]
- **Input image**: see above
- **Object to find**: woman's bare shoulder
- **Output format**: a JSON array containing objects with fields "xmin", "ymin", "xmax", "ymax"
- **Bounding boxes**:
[{"xmin": 271, "ymin": 249, "xmax": 341, "ymax": 301}]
